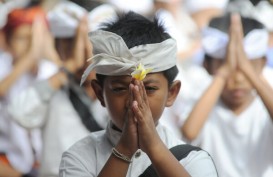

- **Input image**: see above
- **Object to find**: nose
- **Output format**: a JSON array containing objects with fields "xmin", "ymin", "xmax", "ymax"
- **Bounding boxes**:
[{"xmin": 233, "ymin": 70, "xmax": 246, "ymax": 83}]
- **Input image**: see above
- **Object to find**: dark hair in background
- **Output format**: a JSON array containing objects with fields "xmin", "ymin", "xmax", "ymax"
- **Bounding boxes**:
[
  {"xmin": 69, "ymin": 0, "xmax": 104, "ymax": 12},
  {"xmin": 96, "ymin": 11, "xmax": 178, "ymax": 86},
  {"xmin": 208, "ymin": 13, "xmax": 265, "ymax": 36}
]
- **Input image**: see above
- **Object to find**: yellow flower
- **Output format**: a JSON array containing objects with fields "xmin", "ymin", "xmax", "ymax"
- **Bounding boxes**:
[{"xmin": 131, "ymin": 63, "xmax": 152, "ymax": 80}]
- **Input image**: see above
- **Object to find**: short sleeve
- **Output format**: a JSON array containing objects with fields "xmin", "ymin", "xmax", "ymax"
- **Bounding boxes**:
[
  {"xmin": 59, "ymin": 151, "xmax": 94, "ymax": 177},
  {"xmin": 182, "ymin": 150, "xmax": 218, "ymax": 177}
]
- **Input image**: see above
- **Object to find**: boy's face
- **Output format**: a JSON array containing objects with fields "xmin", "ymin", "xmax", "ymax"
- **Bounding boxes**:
[
  {"xmin": 93, "ymin": 73, "xmax": 179, "ymax": 130},
  {"xmin": 205, "ymin": 57, "xmax": 266, "ymax": 108},
  {"xmin": 8, "ymin": 24, "xmax": 32, "ymax": 60}
]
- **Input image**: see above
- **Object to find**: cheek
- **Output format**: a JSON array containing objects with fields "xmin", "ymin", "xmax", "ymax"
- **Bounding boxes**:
[
  {"xmin": 104, "ymin": 93, "xmax": 127, "ymax": 129},
  {"xmin": 148, "ymin": 95, "xmax": 167, "ymax": 122}
]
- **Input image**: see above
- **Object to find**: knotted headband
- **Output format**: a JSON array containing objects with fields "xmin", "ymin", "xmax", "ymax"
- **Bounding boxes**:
[{"xmin": 81, "ymin": 30, "xmax": 177, "ymax": 85}]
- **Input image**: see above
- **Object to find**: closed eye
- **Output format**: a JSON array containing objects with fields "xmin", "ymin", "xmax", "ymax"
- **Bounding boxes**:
[
  {"xmin": 145, "ymin": 86, "xmax": 158, "ymax": 94},
  {"xmin": 112, "ymin": 87, "xmax": 127, "ymax": 93}
]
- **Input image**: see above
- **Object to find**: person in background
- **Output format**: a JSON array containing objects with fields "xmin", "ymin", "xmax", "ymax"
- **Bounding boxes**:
[
  {"xmin": 181, "ymin": 13, "xmax": 273, "ymax": 177},
  {"xmin": 0, "ymin": 5, "xmax": 58, "ymax": 177},
  {"xmin": 8, "ymin": 1, "xmax": 110, "ymax": 177}
]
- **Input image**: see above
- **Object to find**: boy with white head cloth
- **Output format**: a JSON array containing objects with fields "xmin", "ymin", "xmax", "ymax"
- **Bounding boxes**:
[
  {"xmin": 60, "ymin": 11, "xmax": 218, "ymax": 177},
  {"xmin": 181, "ymin": 13, "xmax": 273, "ymax": 177},
  {"xmin": 8, "ymin": 1, "xmax": 113, "ymax": 177}
]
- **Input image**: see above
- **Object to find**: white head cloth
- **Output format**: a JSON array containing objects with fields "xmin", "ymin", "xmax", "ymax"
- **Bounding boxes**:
[
  {"xmin": 254, "ymin": 1, "xmax": 273, "ymax": 32},
  {"xmin": 202, "ymin": 27, "xmax": 269, "ymax": 60},
  {"xmin": 47, "ymin": 1, "xmax": 87, "ymax": 38},
  {"xmin": 81, "ymin": 30, "xmax": 177, "ymax": 85}
]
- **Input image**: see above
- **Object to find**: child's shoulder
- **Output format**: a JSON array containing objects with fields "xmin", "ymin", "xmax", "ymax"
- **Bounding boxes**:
[{"xmin": 65, "ymin": 130, "xmax": 106, "ymax": 156}]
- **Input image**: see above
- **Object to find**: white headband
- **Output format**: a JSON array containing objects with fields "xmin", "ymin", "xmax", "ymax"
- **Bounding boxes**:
[
  {"xmin": 47, "ymin": 1, "xmax": 87, "ymax": 38},
  {"xmin": 254, "ymin": 1, "xmax": 273, "ymax": 32},
  {"xmin": 81, "ymin": 30, "xmax": 177, "ymax": 85},
  {"xmin": 202, "ymin": 27, "xmax": 269, "ymax": 59}
]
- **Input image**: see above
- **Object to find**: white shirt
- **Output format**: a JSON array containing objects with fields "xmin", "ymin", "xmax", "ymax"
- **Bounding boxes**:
[
  {"xmin": 0, "ymin": 52, "xmax": 57, "ymax": 173},
  {"xmin": 9, "ymin": 80, "xmax": 109, "ymax": 177},
  {"xmin": 192, "ymin": 96, "xmax": 273, "ymax": 177},
  {"xmin": 59, "ymin": 122, "xmax": 218, "ymax": 177}
]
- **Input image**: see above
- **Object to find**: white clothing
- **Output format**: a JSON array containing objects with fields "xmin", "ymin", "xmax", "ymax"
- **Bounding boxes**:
[
  {"xmin": 192, "ymin": 97, "xmax": 273, "ymax": 177},
  {"xmin": 0, "ymin": 52, "xmax": 57, "ymax": 173},
  {"xmin": 9, "ymin": 80, "xmax": 109, "ymax": 177},
  {"xmin": 59, "ymin": 121, "xmax": 218, "ymax": 177}
]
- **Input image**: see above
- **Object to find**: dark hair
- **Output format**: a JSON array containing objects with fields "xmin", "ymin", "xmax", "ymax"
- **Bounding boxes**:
[
  {"xmin": 208, "ymin": 13, "xmax": 265, "ymax": 37},
  {"xmin": 96, "ymin": 11, "xmax": 178, "ymax": 86},
  {"xmin": 69, "ymin": 0, "xmax": 103, "ymax": 12}
]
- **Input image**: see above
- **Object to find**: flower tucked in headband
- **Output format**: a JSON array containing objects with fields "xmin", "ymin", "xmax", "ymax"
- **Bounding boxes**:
[{"xmin": 131, "ymin": 63, "xmax": 153, "ymax": 80}]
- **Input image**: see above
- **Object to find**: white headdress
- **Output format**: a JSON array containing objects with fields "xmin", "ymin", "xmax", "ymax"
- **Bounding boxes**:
[
  {"xmin": 202, "ymin": 27, "xmax": 269, "ymax": 60},
  {"xmin": 254, "ymin": 1, "xmax": 273, "ymax": 32},
  {"xmin": 47, "ymin": 1, "xmax": 87, "ymax": 38},
  {"xmin": 81, "ymin": 30, "xmax": 177, "ymax": 85}
]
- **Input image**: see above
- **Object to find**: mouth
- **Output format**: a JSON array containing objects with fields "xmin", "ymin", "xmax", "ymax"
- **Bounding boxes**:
[{"xmin": 230, "ymin": 89, "xmax": 246, "ymax": 98}]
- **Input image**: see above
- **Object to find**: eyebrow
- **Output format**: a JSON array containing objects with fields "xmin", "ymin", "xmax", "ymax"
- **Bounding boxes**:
[
  {"xmin": 110, "ymin": 78, "xmax": 131, "ymax": 85},
  {"xmin": 109, "ymin": 78, "xmax": 161, "ymax": 85},
  {"xmin": 143, "ymin": 79, "xmax": 161, "ymax": 85}
]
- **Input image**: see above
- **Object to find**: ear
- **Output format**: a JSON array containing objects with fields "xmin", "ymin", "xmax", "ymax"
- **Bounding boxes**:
[
  {"xmin": 165, "ymin": 80, "xmax": 181, "ymax": 107},
  {"xmin": 91, "ymin": 80, "xmax": 105, "ymax": 107}
]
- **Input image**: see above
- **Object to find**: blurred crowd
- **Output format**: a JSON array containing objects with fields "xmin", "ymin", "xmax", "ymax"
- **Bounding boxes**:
[{"xmin": 0, "ymin": 0, "xmax": 272, "ymax": 177}]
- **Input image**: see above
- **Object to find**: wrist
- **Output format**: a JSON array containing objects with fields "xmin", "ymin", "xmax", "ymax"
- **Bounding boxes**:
[
  {"xmin": 215, "ymin": 67, "xmax": 229, "ymax": 81},
  {"xmin": 59, "ymin": 66, "xmax": 73, "ymax": 80},
  {"xmin": 112, "ymin": 147, "xmax": 132, "ymax": 163},
  {"xmin": 64, "ymin": 60, "xmax": 78, "ymax": 74},
  {"xmin": 215, "ymin": 71, "xmax": 228, "ymax": 80},
  {"xmin": 115, "ymin": 143, "xmax": 136, "ymax": 159}
]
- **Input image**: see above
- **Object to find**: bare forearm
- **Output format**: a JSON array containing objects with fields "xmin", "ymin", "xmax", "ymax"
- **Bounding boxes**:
[
  {"xmin": 181, "ymin": 75, "xmax": 225, "ymax": 140},
  {"xmin": 48, "ymin": 71, "xmax": 68, "ymax": 90},
  {"xmin": 245, "ymin": 69, "xmax": 273, "ymax": 120},
  {"xmin": 148, "ymin": 142, "xmax": 190, "ymax": 177},
  {"xmin": 0, "ymin": 162, "xmax": 21, "ymax": 177}
]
